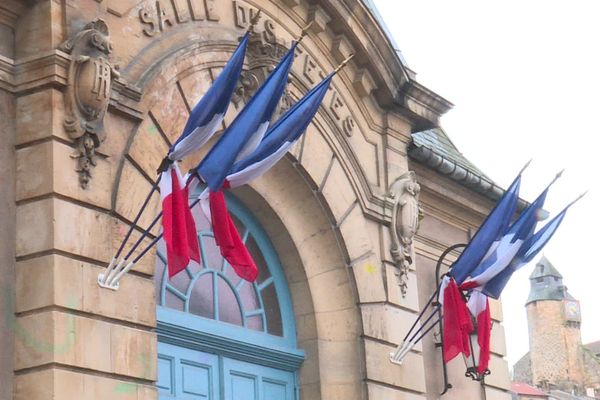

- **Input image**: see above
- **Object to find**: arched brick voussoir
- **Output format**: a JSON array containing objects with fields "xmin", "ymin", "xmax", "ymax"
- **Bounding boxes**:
[{"xmin": 241, "ymin": 160, "xmax": 366, "ymax": 400}]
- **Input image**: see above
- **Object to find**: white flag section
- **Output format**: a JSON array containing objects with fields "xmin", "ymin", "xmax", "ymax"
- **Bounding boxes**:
[
  {"xmin": 227, "ymin": 140, "xmax": 294, "ymax": 188},
  {"xmin": 168, "ymin": 112, "xmax": 225, "ymax": 161},
  {"xmin": 234, "ymin": 121, "xmax": 270, "ymax": 163},
  {"xmin": 465, "ymin": 233, "xmax": 523, "ymax": 286}
]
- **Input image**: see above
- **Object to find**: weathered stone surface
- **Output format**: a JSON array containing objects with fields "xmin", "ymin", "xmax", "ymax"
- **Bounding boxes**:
[
  {"xmin": 490, "ymin": 321, "xmax": 507, "ymax": 357},
  {"xmin": 351, "ymin": 254, "xmax": 386, "ymax": 303},
  {"xmin": 16, "ymin": 89, "xmax": 66, "ymax": 145},
  {"xmin": 387, "ymin": 266, "xmax": 420, "ymax": 312},
  {"xmin": 318, "ymin": 339, "xmax": 362, "ymax": 384},
  {"xmin": 308, "ymin": 267, "xmax": 355, "ymax": 313},
  {"xmin": 485, "ymin": 356, "xmax": 511, "ymax": 390},
  {"xmin": 16, "ymin": 198, "xmax": 53, "ymax": 257},
  {"xmin": 16, "ymin": 253, "xmax": 156, "ymax": 327},
  {"xmin": 296, "ymin": 127, "xmax": 333, "ymax": 188},
  {"xmin": 315, "ymin": 308, "xmax": 360, "ymax": 341},
  {"xmin": 15, "ymin": 1, "xmax": 63, "ymax": 59},
  {"xmin": 338, "ymin": 204, "xmax": 374, "ymax": 261},
  {"xmin": 128, "ymin": 117, "xmax": 170, "ymax": 179},
  {"xmin": 14, "ymin": 368, "xmax": 157, "ymax": 400},
  {"xmin": 320, "ymin": 159, "xmax": 357, "ymax": 223},
  {"xmin": 364, "ymin": 338, "xmax": 426, "ymax": 393},
  {"xmin": 367, "ymin": 382, "xmax": 427, "ymax": 400},
  {"xmin": 16, "ymin": 141, "xmax": 53, "ymax": 201},
  {"xmin": 115, "ymin": 160, "xmax": 161, "ymax": 231},
  {"xmin": 361, "ymin": 303, "xmax": 422, "ymax": 352},
  {"xmin": 15, "ymin": 310, "xmax": 156, "ymax": 380}
]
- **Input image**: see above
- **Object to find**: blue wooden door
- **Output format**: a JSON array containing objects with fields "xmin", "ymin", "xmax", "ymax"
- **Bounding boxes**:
[
  {"xmin": 158, "ymin": 342, "xmax": 220, "ymax": 400},
  {"xmin": 158, "ymin": 343, "xmax": 295, "ymax": 400},
  {"xmin": 223, "ymin": 358, "xmax": 295, "ymax": 400}
]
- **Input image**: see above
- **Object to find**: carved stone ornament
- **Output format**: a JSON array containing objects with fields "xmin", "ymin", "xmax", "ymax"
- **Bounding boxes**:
[
  {"xmin": 387, "ymin": 171, "xmax": 423, "ymax": 297},
  {"xmin": 230, "ymin": 20, "xmax": 294, "ymax": 119},
  {"xmin": 59, "ymin": 19, "xmax": 120, "ymax": 188}
]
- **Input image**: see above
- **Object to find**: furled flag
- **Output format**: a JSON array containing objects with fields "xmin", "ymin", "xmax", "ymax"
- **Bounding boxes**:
[
  {"xmin": 194, "ymin": 42, "xmax": 298, "ymax": 281},
  {"xmin": 455, "ymin": 181, "xmax": 551, "ymax": 374},
  {"xmin": 165, "ymin": 33, "xmax": 250, "ymax": 162},
  {"xmin": 460, "ymin": 176, "xmax": 554, "ymax": 291},
  {"xmin": 196, "ymin": 41, "xmax": 299, "ymax": 191},
  {"xmin": 440, "ymin": 169, "xmax": 523, "ymax": 363},
  {"xmin": 439, "ymin": 276, "xmax": 473, "ymax": 363},
  {"xmin": 465, "ymin": 290, "xmax": 491, "ymax": 374},
  {"xmin": 159, "ymin": 163, "xmax": 200, "ymax": 277},
  {"xmin": 450, "ymin": 172, "xmax": 522, "ymax": 284},
  {"xmin": 480, "ymin": 192, "xmax": 585, "ymax": 299},
  {"xmin": 226, "ymin": 73, "xmax": 334, "ymax": 188}
]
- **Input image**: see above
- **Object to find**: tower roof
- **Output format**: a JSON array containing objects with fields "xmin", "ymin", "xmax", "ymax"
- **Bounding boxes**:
[
  {"xmin": 526, "ymin": 257, "xmax": 572, "ymax": 304},
  {"xmin": 529, "ymin": 256, "xmax": 563, "ymax": 280}
]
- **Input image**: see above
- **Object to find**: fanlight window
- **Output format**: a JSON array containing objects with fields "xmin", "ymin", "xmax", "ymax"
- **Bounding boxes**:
[{"xmin": 155, "ymin": 197, "xmax": 283, "ymax": 337}]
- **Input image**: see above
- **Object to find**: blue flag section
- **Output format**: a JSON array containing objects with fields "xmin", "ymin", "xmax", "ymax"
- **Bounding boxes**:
[
  {"xmin": 167, "ymin": 34, "xmax": 250, "ymax": 162},
  {"xmin": 465, "ymin": 181, "xmax": 551, "ymax": 286},
  {"xmin": 197, "ymin": 41, "xmax": 299, "ymax": 191},
  {"xmin": 450, "ymin": 173, "xmax": 522, "ymax": 284},
  {"xmin": 226, "ymin": 74, "xmax": 333, "ymax": 188},
  {"xmin": 482, "ymin": 197, "xmax": 579, "ymax": 299}
]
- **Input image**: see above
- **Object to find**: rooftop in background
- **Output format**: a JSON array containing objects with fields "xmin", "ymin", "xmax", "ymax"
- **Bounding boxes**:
[{"xmin": 512, "ymin": 382, "xmax": 548, "ymax": 397}]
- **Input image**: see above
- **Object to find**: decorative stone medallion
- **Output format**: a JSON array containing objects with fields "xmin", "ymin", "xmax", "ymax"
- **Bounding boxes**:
[
  {"xmin": 387, "ymin": 171, "xmax": 422, "ymax": 296},
  {"xmin": 59, "ymin": 19, "xmax": 119, "ymax": 188}
]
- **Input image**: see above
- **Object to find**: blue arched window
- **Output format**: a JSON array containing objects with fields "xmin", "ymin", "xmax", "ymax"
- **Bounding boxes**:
[{"xmin": 155, "ymin": 191, "xmax": 303, "ymax": 400}]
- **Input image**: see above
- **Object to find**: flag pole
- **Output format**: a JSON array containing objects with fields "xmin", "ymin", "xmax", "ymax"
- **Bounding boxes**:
[
  {"xmin": 333, "ymin": 53, "xmax": 354, "ymax": 73},
  {"xmin": 106, "ymin": 196, "xmax": 203, "ymax": 287},
  {"xmin": 296, "ymin": 21, "xmax": 313, "ymax": 43}
]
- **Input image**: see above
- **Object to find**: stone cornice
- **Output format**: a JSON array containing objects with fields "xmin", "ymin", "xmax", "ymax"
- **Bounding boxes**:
[{"xmin": 320, "ymin": 0, "xmax": 452, "ymax": 126}]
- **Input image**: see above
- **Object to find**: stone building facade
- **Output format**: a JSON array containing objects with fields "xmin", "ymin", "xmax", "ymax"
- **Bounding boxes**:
[
  {"xmin": 0, "ymin": 1, "xmax": 513, "ymax": 399},
  {"xmin": 513, "ymin": 257, "xmax": 600, "ymax": 398}
]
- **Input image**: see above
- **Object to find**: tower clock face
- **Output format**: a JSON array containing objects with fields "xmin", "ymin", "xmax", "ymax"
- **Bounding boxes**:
[{"xmin": 564, "ymin": 300, "xmax": 581, "ymax": 321}]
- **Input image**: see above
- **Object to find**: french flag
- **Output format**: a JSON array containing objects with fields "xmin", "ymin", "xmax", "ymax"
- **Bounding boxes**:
[
  {"xmin": 196, "ymin": 41, "xmax": 298, "ymax": 191},
  {"xmin": 481, "ymin": 194, "xmax": 582, "ymax": 299},
  {"xmin": 166, "ymin": 34, "xmax": 249, "ymax": 162},
  {"xmin": 159, "ymin": 163, "xmax": 200, "ymax": 277},
  {"xmin": 439, "ymin": 276, "xmax": 473, "ymax": 363},
  {"xmin": 440, "ymin": 170, "xmax": 522, "ymax": 364},
  {"xmin": 194, "ymin": 42, "xmax": 298, "ymax": 281},
  {"xmin": 449, "ymin": 172, "xmax": 522, "ymax": 284},
  {"xmin": 460, "ymin": 182, "xmax": 551, "ymax": 290},
  {"xmin": 465, "ymin": 290, "xmax": 491, "ymax": 374},
  {"xmin": 226, "ymin": 73, "xmax": 334, "ymax": 188}
]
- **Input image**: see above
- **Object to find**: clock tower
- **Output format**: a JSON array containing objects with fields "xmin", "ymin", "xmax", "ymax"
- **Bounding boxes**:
[{"xmin": 525, "ymin": 257, "xmax": 585, "ymax": 393}]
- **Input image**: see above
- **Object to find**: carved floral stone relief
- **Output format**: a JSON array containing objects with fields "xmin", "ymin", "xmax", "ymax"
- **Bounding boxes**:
[
  {"xmin": 387, "ymin": 171, "xmax": 423, "ymax": 296},
  {"xmin": 59, "ymin": 19, "xmax": 119, "ymax": 188}
]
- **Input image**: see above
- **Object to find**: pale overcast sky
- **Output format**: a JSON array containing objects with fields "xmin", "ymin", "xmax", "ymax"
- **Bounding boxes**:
[{"xmin": 372, "ymin": 0, "xmax": 600, "ymax": 367}]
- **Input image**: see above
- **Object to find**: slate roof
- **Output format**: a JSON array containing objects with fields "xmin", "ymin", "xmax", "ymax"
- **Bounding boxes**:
[
  {"xmin": 408, "ymin": 128, "xmax": 507, "ymax": 202},
  {"xmin": 530, "ymin": 256, "xmax": 563, "ymax": 280}
]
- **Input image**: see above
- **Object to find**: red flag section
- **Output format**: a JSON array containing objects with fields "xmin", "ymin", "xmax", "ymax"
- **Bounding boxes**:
[
  {"xmin": 209, "ymin": 189, "xmax": 258, "ymax": 282},
  {"xmin": 160, "ymin": 165, "xmax": 200, "ymax": 278},
  {"xmin": 466, "ymin": 290, "xmax": 492, "ymax": 374},
  {"xmin": 442, "ymin": 277, "xmax": 473, "ymax": 363}
]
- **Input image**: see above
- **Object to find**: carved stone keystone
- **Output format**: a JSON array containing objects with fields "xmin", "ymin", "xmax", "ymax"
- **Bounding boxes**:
[
  {"xmin": 59, "ymin": 19, "xmax": 119, "ymax": 189},
  {"xmin": 387, "ymin": 171, "xmax": 422, "ymax": 297}
]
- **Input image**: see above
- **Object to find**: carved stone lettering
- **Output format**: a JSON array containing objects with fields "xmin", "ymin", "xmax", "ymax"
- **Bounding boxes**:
[
  {"xmin": 303, "ymin": 55, "xmax": 318, "ymax": 84},
  {"xmin": 188, "ymin": 0, "xmax": 206, "ymax": 20},
  {"xmin": 140, "ymin": 7, "xmax": 159, "ymax": 36},
  {"xmin": 343, "ymin": 115, "xmax": 355, "ymax": 137},
  {"xmin": 171, "ymin": 0, "xmax": 190, "ymax": 23},
  {"xmin": 59, "ymin": 19, "xmax": 120, "ymax": 189},
  {"xmin": 233, "ymin": 1, "xmax": 247, "ymax": 28},
  {"xmin": 329, "ymin": 91, "xmax": 343, "ymax": 120},
  {"xmin": 139, "ymin": 0, "xmax": 219, "ymax": 35},
  {"xmin": 205, "ymin": 0, "xmax": 219, "ymax": 21},
  {"xmin": 387, "ymin": 171, "xmax": 422, "ymax": 297},
  {"xmin": 157, "ymin": 1, "xmax": 175, "ymax": 31}
]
